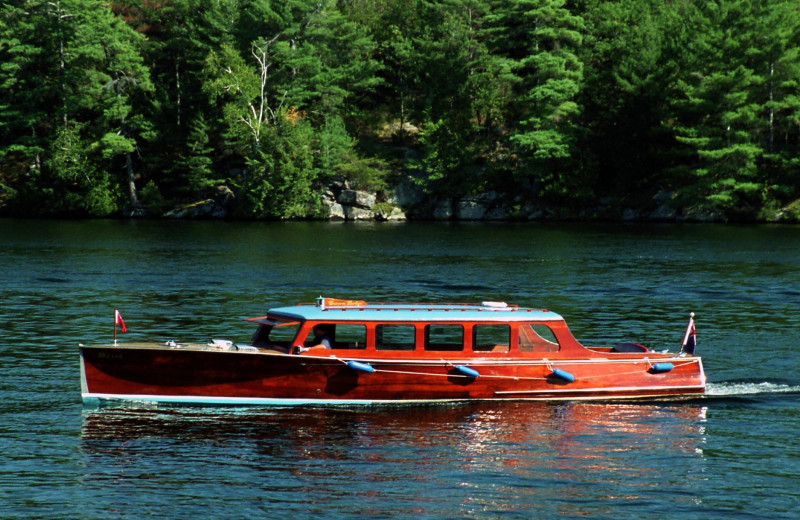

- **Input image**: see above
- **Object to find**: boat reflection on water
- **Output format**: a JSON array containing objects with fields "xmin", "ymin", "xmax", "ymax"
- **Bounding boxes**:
[
  {"xmin": 81, "ymin": 401, "xmax": 707, "ymax": 458},
  {"xmin": 80, "ymin": 402, "xmax": 707, "ymax": 516},
  {"xmin": 465, "ymin": 403, "xmax": 706, "ymax": 478}
]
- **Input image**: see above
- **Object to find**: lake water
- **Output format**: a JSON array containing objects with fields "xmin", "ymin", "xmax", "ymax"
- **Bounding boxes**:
[{"xmin": 1, "ymin": 219, "xmax": 799, "ymax": 519}]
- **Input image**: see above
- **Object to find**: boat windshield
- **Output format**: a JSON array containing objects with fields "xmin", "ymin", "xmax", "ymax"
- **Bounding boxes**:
[
  {"xmin": 251, "ymin": 319, "xmax": 301, "ymax": 349},
  {"xmin": 518, "ymin": 323, "xmax": 560, "ymax": 352}
]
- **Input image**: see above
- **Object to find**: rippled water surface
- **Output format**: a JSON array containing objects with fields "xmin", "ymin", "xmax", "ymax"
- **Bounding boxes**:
[{"xmin": 1, "ymin": 220, "xmax": 799, "ymax": 519}]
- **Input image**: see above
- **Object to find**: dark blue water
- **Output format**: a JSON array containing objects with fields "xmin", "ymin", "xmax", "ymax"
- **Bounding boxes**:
[{"xmin": 1, "ymin": 220, "xmax": 799, "ymax": 518}]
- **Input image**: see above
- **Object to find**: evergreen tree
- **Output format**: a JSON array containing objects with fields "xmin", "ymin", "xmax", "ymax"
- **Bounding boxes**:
[
  {"xmin": 82, "ymin": 1, "xmax": 154, "ymax": 210},
  {"xmin": 44, "ymin": 123, "xmax": 116, "ymax": 215},
  {"xmin": 489, "ymin": 0, "xmax": 587, "ymax": 203},
  {"xmin": 0, "ymin": 1, "xmax": 66, "ymax": 210},
  {"xmin": 581, "ymin": 0, "xmax": 683, "ymax": 201},
  {"xmin": 204, "ymin": 0, "xmax": 381, "ymax": 217},
  {"xmin": 202, "ymin": 6, "xmax": 315, "ymax": 218},
  {"xmin": 3, "ymin": 0, "xmax": 799, "ymax": 219},
  {"xmin": 415, "ymin": 0, "xmax": 515, "ymax": 196},
  {"xmin": 113, "ymin": 0, "xmax": 239, "ymax": 199},
  {"xmin": 747, "ymin": 0, "xmax": 800, "ymax": 211},
  {"xmin": 1, "ymin": 0, "xmax": 151, "ymax": 215},
  {"xmin": 173, "ymin": 114, "xmax": 216, "ymax": 195},
  {"xmin": 366, "ymin": 0, "xmax": 425, "ymax": 134},
  {"xmin": 668, "ymin": 0, "xmax": 772, "ymax": 217}
]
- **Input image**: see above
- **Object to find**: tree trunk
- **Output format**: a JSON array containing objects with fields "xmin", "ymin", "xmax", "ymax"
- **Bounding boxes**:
[
  {"xmin": 176, "ymin": 59, "xmax": 181, "ymax": 128},
  {"xmin": 769, "ymin": 60, "xmax": 774, "ymax": 155},
  {"xmin": 126, "ymin": 152, "xmax": 140, "ymax": 209}
]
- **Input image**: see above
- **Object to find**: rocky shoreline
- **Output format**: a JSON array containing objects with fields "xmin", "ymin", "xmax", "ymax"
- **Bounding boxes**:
[{"xmin": 152, "ymin": 180, "xmax": 800, "ymax": 223}]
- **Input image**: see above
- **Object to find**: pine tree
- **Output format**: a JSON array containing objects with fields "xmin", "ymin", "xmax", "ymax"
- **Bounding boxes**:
[
  {"xmin": 747, "ymin": 0, "xmax": 800, "ymax": 211},
  {"xmin": 0, "ymin": 1, "xmax": 64, "ymax": 210},
  {"xmin": 174, "ymin": 114, "xmax": 216, "ymax": 196},
  {"xmin": 668, "ymin": 0, "xmax": 774, "ymax": 217},
  {"xmin": 489, "ymin": 0, "xmax": 586, "ymax": 203},
  {"xmin": 114, "ymin": 0, "xmax": 240, "ymax": 199},
  {"xmin": 581, "ymin": 0, "xmax": 684, "ymax": 200},
  {"xmin": 1, "ymin": 0, "xmax": 152, "ymax": 215},
  {"xmin": 80, "ymin": 1, "xmax": 154, "ymax": 210},
  {"xmin": 412, "ymin": 0, "xmax": 495, "ymax": 195}
]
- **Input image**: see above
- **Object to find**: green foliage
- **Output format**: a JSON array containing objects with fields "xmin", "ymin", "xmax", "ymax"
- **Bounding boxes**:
[
  {"xmin": 232, "ymin": 110, "xmax": 315, "ymax": 219},
  {"xmin": 581, "ymin": 0, "xmax": 676, "ymax": 194},
  {"xmin": 172, "ymin": 114, "xmax": 217, "ymax": 195},
  {"xmin": 139, "ymin": 180, "xmax": 166, "ymax": 210},
  {"xmin": 488, "ymin": 0, "xmax": 588, "ymax": 202},
  {"xmin": 0, "ymin": 0, "xmax": 151, "ymax": 215},
  {"xmin": 315, "ymin": 116, "xmax": 354, "ymax": 178},
  {"xmin": 42, "ymin": 123, "xmax": 116, "ymax": 216},
  {"xmin": 338, "ymin": 155, "xmax": 390, "ymax": 192},
  {"xmin": 665, "ymin": 0, "xmax": 800, "ymax": 217},
  {"xmin": 2, "ymin": 0, "xmax": 800, "ymax": 219},
  {"xmin": 313, "ymin": 115, "xmax": 389, "ymax": 191},
  {"xmin": 780, "ymin": 199, "xmax": 800, "ymax": 222}
]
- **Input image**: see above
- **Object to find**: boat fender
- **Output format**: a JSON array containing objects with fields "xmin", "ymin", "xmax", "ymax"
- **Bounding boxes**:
[
  {"xmin": 346, "ymin": 360, "xmax": 375, "ymax": 373},
  {"xmin": 551, "ymin": 368, "xmax": 575, "ymax": 383},
  {"xmin": 454, "ymin": 365, "xmax": 480, "ymax": 378},
  {"xmin": 649, "ymin": 362, "xmax": 674, "ymax": 373}
]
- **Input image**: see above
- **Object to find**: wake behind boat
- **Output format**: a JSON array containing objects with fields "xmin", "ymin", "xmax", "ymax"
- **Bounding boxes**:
[{"xmin": 80, "ymin": 298, "xmax": 705, "ymax": 406}]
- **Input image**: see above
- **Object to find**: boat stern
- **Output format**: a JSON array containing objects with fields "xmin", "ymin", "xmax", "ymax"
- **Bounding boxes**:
[{"xmin": 79, "ymin": 346, "xmax": 96, "ymax": 405}]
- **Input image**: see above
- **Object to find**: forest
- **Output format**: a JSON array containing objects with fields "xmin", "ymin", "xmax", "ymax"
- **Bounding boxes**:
[{"xmin": 1, "ymin": 0, "xmax": 799, "ymax": 221}]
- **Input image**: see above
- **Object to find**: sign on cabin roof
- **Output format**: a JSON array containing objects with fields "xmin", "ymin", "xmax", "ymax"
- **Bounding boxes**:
[{"xmin": 261, "ymin": 297, "xmax": 563, "ymax": 323}]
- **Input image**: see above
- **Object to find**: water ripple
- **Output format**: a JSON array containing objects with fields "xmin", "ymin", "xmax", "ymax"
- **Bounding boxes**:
[{"xmin": 2, "ymin": 221, "xmax": 800, "ymax": 519}]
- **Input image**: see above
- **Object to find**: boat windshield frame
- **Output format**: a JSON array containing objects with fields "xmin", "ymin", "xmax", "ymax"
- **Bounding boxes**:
[{"xmin": 245, "ymin": 316, "xmax": 301, "ymax": 327}]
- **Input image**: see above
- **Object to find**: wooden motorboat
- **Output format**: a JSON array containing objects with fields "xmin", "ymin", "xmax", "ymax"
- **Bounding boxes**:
[{"xmin": 80, "ymin": 298, "xmax": 705, "ymax": 405}]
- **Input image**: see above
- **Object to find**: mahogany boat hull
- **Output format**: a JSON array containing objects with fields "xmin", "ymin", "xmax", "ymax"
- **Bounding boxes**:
[{"xmin": 80, "ymin": 345, "xmax": 706, "ymax": 405}]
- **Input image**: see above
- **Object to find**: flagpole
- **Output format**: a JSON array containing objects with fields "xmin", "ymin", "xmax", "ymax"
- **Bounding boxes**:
[
  {"xmin": 114, "ymin": 308, "xmax": 118, "ymax": 346},
  {"xmin": 680, "ymin": 312, "xmax": 695, "ymax": 353}
]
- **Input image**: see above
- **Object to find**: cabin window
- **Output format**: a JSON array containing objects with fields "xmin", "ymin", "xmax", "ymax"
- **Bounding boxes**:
[
  {"xmin": 333, "ymin": 324, "xmax": 367, "ymax": 349},
  {"xmin": 473, "ymin": 324, "xmax": 510, "ymax": 352},
  {"xmin": 301, "ymin": 323, "xmax": 367, "ymax": 350},
  {"xmin": 424, "ymin": 324, "xmax": 464, "ymax": 351},
  {"xmin": 518, "ymin": 323, "xmax": 560, "ymax": 352},
  {"xmin": 375, "ymin": 324, "xmax": 416, "ymax": 351},
  {"xmin": 251, "ymin": 321, "xmax": 301, "ymax": 348}
]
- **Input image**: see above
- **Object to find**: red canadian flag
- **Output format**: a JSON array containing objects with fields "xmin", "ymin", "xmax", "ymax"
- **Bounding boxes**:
[
  {"xmin": 115, "ymin": 309, "xmax": 127, "ymax": 332},
  {"xmin": 114, "ymin": 309, "xmax": 127, "ymax": 345}
]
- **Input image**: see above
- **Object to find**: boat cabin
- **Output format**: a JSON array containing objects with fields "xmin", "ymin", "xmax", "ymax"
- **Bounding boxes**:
[{"xmin": 248, "ymin": 298, "xmax": 585, "ymax": 357}]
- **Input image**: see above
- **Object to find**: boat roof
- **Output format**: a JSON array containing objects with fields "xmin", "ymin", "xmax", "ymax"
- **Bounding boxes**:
[{"xmin": 251, "ymin": 298, "xmax": 564, "ymax": 324}]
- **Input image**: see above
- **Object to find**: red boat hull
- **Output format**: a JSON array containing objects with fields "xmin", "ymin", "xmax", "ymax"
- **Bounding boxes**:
[{"xmin": 80, "ymin": 345, "xmax": 706, "ymax": 405}]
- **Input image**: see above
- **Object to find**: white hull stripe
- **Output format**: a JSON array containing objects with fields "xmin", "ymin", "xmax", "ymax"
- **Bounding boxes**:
[
  {"xmin": 82, "ymin": 386, "xmax": 705, "ymax": 407},
  {"xmin": 494, "ymin": 383, "xmax": 705, "ymax": 395}
]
